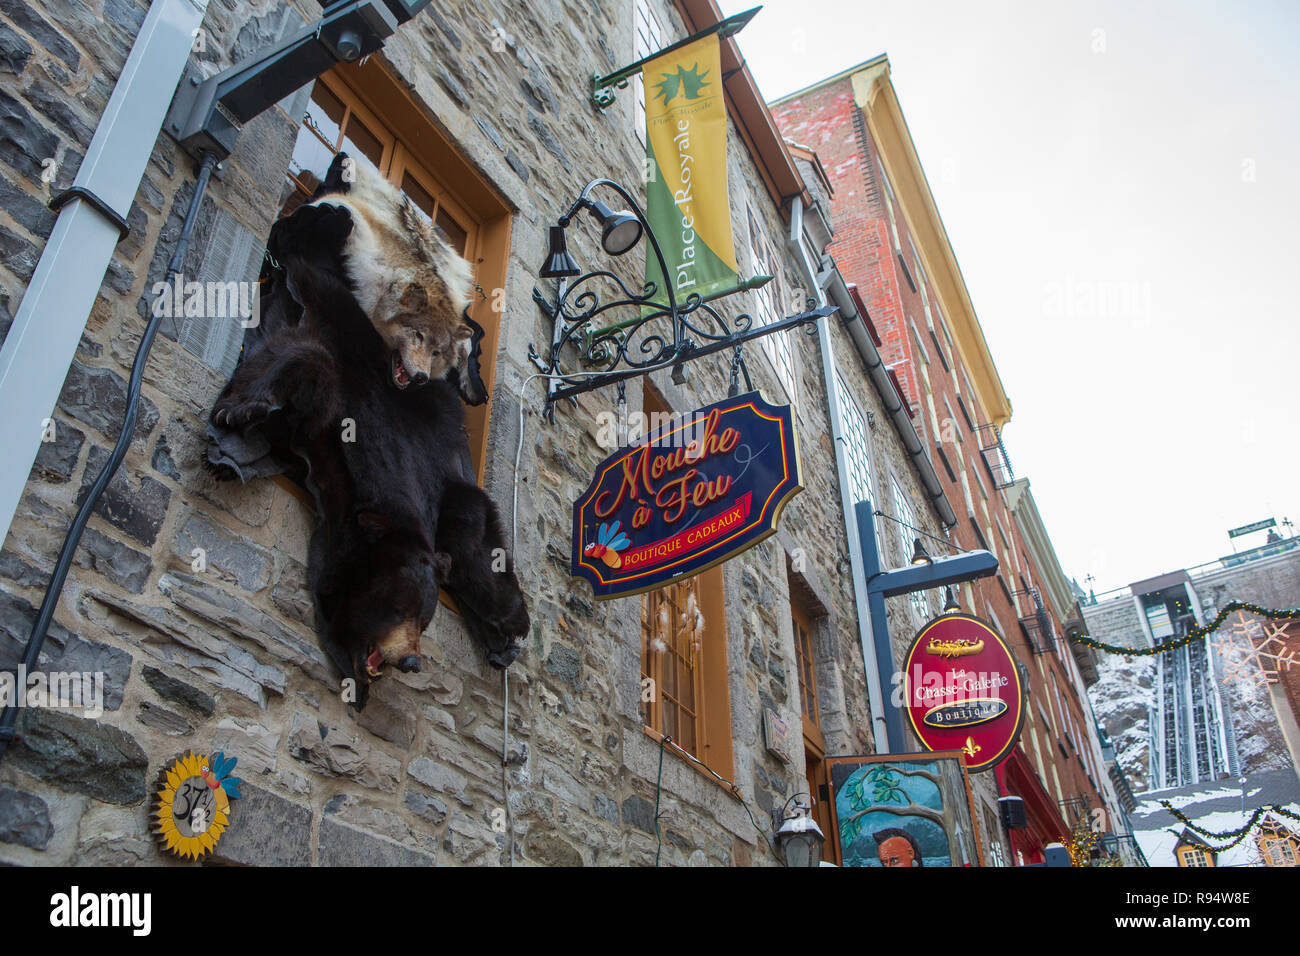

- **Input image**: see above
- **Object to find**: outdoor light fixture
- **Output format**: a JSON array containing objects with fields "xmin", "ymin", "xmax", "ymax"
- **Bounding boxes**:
[
  {"xmin": 165, "ymin": 1, "xmax": 433, "ymax": 162},
  {"xmin": 942, "ymin": 586, "xmax": 961, "ymax": 614},
  {"xmin": 775, "ymin": 795, "xmax": 825, "ymax": 868},
  {"xmin": 911, "ymin": 539, "xmax": 933, "ymax": 566},
  {"xmin": 539, "ymin": 226, "xmax": 581, "ymax": 279},
  {"xmin": 589, "ymin": 200, "xmax": 643, "ymax": 256}
]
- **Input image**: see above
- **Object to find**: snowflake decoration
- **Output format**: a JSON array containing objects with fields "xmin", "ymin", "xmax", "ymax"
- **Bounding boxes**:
[{"xmin": 1213, "ymin": 610, "xmax": 1297, "ymax": 687}]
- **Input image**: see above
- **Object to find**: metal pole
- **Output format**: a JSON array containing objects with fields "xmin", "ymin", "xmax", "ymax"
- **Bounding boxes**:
[{"xmin": 856, "ymin": 500, "xmax": 906, "ymax": 752}]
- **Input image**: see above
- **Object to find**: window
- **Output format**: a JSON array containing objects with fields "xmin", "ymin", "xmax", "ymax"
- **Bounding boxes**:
[
  {"xmin": 792, "ymin": 599, "xmax": 819, "ymax": 733},
  {"xmin": 892, "ymin": 480, "xmax": 929, "ymax": 621},
  {"xmin": 640, "ymin": 383, "xmax": 733, "ymax": 779},
  {"xmin": 746, "ymin": 205, "xmax": 797, "ymax": 402},
  {"xmin": 908, "ymin": 316, "xmax": 930, "ymax": 367},
  {"xmin": 836, "ymin": 372, "xmax": 873, "ymax": 508},
  {"xmin": 642, "ymin": 578, "xmax": 703, "ymax": 755},
  {"xmin": 936, "ymin": 305, "xmax": 956, "ymax": 354},
  {"xmin": 278, "ymin": 64, "xmax": 510, "ymax": 481},
  {"xmin": 929, "ymin": 327, "xmax": 950, "ymax": 372},
  {"xmin": 1178, "ymin": 846, "xmax": 1212, "ymax": 868},
  {"xmin": 1259, "ymin": 826, "xmax": 1300, "ymax": 867},
  {"xmin": 943, "ymin": 395, "xmax": 961, "ymax": 443},
  {"xmin": 877, "ymin": 156, "xmax": 902, "ymax": 253},
  {"xmin": 633, "ymin": 0, "xmax": 666, "ymax": 149}
]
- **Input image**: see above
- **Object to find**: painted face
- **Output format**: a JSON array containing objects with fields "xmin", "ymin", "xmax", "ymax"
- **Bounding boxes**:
[{"xmin": 878, "ymin": 835, "xmax": 917, "ymax": 867}]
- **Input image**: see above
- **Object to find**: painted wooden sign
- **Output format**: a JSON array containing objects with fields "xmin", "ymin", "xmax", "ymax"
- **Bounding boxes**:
[
  {"xmin": 572, "ymin": 391, "xmax": 801, "ymax": 598},
  {"xmin": 153, "ymin": 750, "xmax": 242, "ymax": 860},
  {"xmin": 901, "ymin": 613, "xmax": 1024, "ymax": 772}
]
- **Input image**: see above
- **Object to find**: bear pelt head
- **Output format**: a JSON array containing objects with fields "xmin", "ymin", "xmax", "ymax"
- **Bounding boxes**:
[
  {"xmin": 311, "ymin": 509, "xmax": 447, "ymax": 705},
  {"xmin": 307, "ymin": 153, "xmax": 486, "ymax": 402}
]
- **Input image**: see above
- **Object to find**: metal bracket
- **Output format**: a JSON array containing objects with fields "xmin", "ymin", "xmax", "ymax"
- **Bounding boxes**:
[
  {"xmin": 591, "ymin": 6, "xmax": 761, "ymax": 110},
  {"xmin": 47, "ymin": 187, "xmax": 131, "ymax": 241}
]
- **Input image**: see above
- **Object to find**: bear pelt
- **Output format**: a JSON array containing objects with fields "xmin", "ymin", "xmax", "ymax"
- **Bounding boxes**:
[{"xmin": 204, "ymin": 159, "xmax": 527, "ymax": 709}]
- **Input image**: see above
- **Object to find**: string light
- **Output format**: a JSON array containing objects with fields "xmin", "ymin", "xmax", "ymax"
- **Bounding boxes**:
[
  {"xmin": 1159, "ymin": 800, "xmax": 1300, "ymax": 853},
  {"xmin": 1066, "ymin": 814, "xmax": 1101, "ymax": 866},
  {"xmin": 1067, "ymin": 601, "xmax": 1300, "ymax": 657}
]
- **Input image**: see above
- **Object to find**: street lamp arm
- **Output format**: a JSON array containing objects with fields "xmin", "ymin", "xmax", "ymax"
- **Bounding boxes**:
[{"xmin": 867, "ymin": 550, "xmax": 999, "ymax": 598}]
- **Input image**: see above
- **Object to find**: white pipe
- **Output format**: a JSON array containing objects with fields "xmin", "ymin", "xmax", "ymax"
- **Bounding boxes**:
[
  {"xmin": 786, "ymin": 196, "xmax": 890, "ymax": 750},
  {"xmin": 0, "ymin": 0, "xmax": 209, "ymax": 540}
]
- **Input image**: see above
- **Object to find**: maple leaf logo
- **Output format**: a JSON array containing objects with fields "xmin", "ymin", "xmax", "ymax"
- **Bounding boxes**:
[{"xmin": 653, "ymin": 62, "xmax": 711, "ymax": 106}]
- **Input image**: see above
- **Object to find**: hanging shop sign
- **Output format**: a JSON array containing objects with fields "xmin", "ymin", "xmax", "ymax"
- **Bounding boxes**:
[
  {"xmin": 643, "ymin": 31, "xmax": 739, "ymax": 303},
  {"xmin": 901, "ymin": 613, "xmax": 1024, "ymax": 772},
  {"xmin": 153, "ymin": 750, "xmax": 243, "ymax": 860},
  {"xmin": 572, "ymin": 391, "xmax": 801, "ymax": 599},
  {"xmin": 826, "ymin": 751, "xmax": 984, "ymax": 867}
]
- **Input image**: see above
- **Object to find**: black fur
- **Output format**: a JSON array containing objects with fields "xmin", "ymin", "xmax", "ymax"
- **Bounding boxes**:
[{"xmin": 208, "ymin": 196, "xmax": 527, "ymax": 709}]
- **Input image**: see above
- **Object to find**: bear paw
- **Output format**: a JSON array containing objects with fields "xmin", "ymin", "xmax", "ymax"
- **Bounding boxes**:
[{"xmin": 211, "ymin": 395, "xmax": 277, "ymax": 429}]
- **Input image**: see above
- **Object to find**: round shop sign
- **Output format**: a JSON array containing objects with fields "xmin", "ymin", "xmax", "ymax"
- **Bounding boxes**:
[{"xmin": 901, "ymin": 613, "xmax": 1024, "ymax": 772}]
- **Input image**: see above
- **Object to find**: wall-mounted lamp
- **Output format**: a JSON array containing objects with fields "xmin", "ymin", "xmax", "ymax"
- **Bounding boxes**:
[
  {"xmin": 775, "ymin": 794, "xmax": 825, "ymax": 867},
  {"xmin": 539, "ymin": 197, "xmax": 643, "ymax": 279},
  {"xmin": 165, "ymin": 1, "xmax": 432, "ymax": 162},
  {"xmin": 588, "ymin": 200, "xmax": 643, "ymax": 256},
  {"xmin": 911, "ymin": 539, "xmax": 933, "ymax": 566},
  {"xmin": 539, "ymin": 226, "xmax": 581, "ymax": 279},
  {"xmin": 529, "ymin": 177, "xmax": 835, "ymax": 419}
]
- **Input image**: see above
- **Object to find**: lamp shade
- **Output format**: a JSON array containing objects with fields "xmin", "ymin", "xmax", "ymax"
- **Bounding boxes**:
[
  {"xmin": 775, "ymin": 812, "xmax": 825, "ymax": 867},
  {"xmin": 588, "ymin": 200, "xmax": 643, "ymax": 256},
  {"xmin": 942, "ymin": 586, "xmax": 960, "ymax": 614},
  {"xmin": 539, "ymin": 225, "xmax": 580, "ymax": 278},
  {"xmin": 911, "ymin": 539, "xmax": 933, "ymax": 566}
]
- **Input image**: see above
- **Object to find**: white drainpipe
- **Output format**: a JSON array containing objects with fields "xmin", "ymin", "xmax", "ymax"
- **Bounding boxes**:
[
  {"xmin": 786, "ymin": 196, "xmax": 890, "ymax": 750},
  {"xmin": 0, "ymin": 0, "xmax": 208, "ymax": 540}
]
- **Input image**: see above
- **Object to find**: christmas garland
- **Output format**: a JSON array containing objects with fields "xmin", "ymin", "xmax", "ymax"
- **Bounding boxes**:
[
  {"xmin": 1160, "ymin": 800, "xmax": 1300, "ymax": 853},
  {"xmin": 1068, "ymin": 601, "xmax": 1299, "ymax": 657}
]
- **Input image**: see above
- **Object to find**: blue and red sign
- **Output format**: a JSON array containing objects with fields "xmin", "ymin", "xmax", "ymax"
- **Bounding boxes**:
[{"xmin": 572, "ymin": 391, "xmax": 802, "ymax": 599}]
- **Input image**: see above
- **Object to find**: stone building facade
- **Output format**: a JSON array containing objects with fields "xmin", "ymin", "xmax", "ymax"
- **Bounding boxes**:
[{"xmin": 0, "ymin": 0, "xmax": 1022, "ymax": 865}]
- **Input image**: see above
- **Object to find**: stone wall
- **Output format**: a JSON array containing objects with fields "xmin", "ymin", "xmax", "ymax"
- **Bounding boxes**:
[{"xmin": 0, "ymin": 0, "xmax": 1017, "ymax": 866}]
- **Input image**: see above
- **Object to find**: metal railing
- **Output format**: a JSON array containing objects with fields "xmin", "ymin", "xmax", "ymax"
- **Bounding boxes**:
[{"xmin": 975, "ymin": 423, "xmax": 1015, "ymax": 489}]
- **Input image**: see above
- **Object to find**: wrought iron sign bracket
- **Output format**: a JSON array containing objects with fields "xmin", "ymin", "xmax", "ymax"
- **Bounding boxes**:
[
  {"xmin": 590, "ymin": 5, "xmax": 761, "ymax": 110},
  {"xmin": 530, "ymin": 175, "xmax": 834, "ymax": 421}
]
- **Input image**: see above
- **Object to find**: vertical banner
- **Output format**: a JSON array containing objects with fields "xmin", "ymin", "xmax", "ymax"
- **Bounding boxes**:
[{"xmin": 644, "ymin": 34, "xmax": 739, "ymax": 304}]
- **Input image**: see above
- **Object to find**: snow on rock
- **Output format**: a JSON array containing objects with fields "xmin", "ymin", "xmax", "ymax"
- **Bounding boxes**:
[{"xmin": 1089, "ymin": 652, "xmax": 1156, "ymax": 792}]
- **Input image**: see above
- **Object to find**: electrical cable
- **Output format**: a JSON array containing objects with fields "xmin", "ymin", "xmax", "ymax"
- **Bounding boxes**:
[
  {"xmin": 654, "ymin": 733, "xmax": 666, "ymax": 866},
  {"xmin": 871, "ymin": 507, "xmax": 958, "ymax": 555},
  {"xmin": 502, "ymin": 665, "xmax": 513, "ymax": 866},
  {"xmin": 0, "ymin": 153, "xmax": 218, "ymax": 764}
]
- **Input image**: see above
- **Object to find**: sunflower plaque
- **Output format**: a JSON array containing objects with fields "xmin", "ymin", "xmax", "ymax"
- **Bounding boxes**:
[{"xmin": 152, "ymin": 750, "xmax": 243, "ymax": 860}]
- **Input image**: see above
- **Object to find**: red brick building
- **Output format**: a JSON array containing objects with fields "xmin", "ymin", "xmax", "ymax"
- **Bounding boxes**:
[{"xmin": 774, "ymin": 57, "xmax": 1121, "ymax": 864}]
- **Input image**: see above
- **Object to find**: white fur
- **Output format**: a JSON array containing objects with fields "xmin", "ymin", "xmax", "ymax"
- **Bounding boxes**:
[{"xmin": 309, "ymin": 163, "xmax": 473, "ymax": 323}]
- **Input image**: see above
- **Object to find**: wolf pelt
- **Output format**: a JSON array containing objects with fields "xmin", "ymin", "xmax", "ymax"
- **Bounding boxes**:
[{"xmin": 309, "ymin": 153, "xmax": 485, "ymax": 402}]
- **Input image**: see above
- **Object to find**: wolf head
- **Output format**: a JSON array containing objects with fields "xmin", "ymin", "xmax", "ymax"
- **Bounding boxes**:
[{"xmin": 311, "ymin": 154, "xmax": 487, "ymax": 402}]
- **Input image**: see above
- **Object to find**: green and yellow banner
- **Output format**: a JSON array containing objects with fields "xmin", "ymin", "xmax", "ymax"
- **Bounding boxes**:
[{"xmin": 644, "ymin": 34, "xmax": 738, "ymax": 305}]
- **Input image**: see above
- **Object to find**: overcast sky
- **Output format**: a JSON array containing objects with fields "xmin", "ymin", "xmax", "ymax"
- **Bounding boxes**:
[{"xmin": 720, "ymin": 0, "xmax": 1300, "ymax": 593}]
